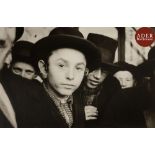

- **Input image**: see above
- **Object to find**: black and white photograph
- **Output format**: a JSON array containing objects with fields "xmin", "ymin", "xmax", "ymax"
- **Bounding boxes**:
[
  {"xmin": 1, "ymin": 1, "xmax": 155, "ymax": 154},
  {"xmin": 0, "ymin": 27, "xmax": 155, "ymax": 128}
]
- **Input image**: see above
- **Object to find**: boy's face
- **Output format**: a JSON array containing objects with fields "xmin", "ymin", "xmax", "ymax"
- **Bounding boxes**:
[
  {"xmin": 11, "ymin": 62, "xmax": 36, "ymax": 80},
  {"xmin": 113, "ymin": 71, "xmax": 135, "ymax": 89},
  {"xmin": 0, "ymin": 28, "xmax": 16, "ymax": 70},
  {"xmin": 45, "ymin": 48, "xmax": 86, "ymax": 97},
  {"xmin": 86, "ymin": 68, "xmax": 108, "ymax": 89}
]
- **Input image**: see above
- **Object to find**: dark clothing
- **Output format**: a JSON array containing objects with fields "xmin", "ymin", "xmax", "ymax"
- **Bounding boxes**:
[
  {"xmin": 0, "ymin": 68, "xmax": 85, "ymax": 128},
  {"xmin": 43, "ymin": 82, "xmax": 74, "ymax": 127},
  {"xmin": 0, "ymin": 68, "xmax": 42, "ymax": 127},
  {"xmin": 82, "ymin": 76, "xmax": 121, "ymax": 127},
  {"xmin": 104, "ymin": 86, "xmax": 151, "ymax": 128},
  {"xmin": 25, "ymin": 83, "xmax": 85, "ymax": 128},
  {"xmin": 0, "ymin": 109, "xmax": 13, "ymax": 128}
]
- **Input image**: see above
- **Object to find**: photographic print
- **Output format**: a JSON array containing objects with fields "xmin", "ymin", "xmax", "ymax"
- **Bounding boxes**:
[{"xmin": 0, "ymin": 27, "xmax": 155, "ymax": 128}]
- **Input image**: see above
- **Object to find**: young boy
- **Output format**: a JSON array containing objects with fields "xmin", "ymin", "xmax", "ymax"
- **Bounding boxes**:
[{"xmin": 32, "ymin": 34, "xmax": 101, "ymax": 127}]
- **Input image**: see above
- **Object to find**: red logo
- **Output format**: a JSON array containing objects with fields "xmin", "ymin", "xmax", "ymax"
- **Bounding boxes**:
[{"xmin": 135, "ymin": 27, "xmax": 155, "ymax": 47}]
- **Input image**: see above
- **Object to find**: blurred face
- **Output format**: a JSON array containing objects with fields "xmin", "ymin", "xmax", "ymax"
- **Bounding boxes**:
[
  {"xmin": 86, "ymin": 68, "xmax": 109, "ymax": 89},
  {"xmin": 0, "ymin": 28, "xmax": 16, "ymax": 70},
  {"xmin": 12, "ymin": 62, "xmax": 36, "ymax": 80},
  {"xmin": 45, "ymin": 48, "xmax": 86, "ymax": 98},
  {"xmin": 114, "ymin": 71, "xmax": 135, "ymax": 89}
]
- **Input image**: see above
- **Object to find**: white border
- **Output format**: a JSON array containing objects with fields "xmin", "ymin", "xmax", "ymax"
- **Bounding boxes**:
[
  {"xmin": 0, "ymin": 0, "xmax": 155, "ymax": 154},
  {"xmin": 0, "ymin": 0, "xmax": 155, "ymax": 26}
]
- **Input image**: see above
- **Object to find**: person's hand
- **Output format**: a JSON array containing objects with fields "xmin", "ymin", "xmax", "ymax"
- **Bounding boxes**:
[{"xmin": 84, "ymin": 105, "xmax": 98, "ymax": 120}]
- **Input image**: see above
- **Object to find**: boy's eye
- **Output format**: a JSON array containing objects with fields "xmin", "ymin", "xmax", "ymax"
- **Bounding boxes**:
[
  {"xmin": 26, "ymin": 70, "xmax": 34, "ymax": 75},
  {"xmin": 58, "ymin": 64, "xmax": 65, "ymax": 67},
  {"xmin": 76, "ymin": 67, "xmax": 82, "ymax": 70},
  {"xmin": 76, "ymin": 66, "xmax": 84, "ymax": 71},
  {"xmin": 13, "ymin": 68, "xmax": 22, "ymax": 73}
]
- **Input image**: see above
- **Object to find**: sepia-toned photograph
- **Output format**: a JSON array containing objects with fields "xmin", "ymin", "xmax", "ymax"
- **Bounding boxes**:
[{"xmin": 0, "ymin": 27, "xmax": 155, "ymax": 128}]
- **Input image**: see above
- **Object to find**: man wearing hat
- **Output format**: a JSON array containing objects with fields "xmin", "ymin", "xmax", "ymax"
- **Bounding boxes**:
[
  {"xmin": 30, "ymin": 32, "xmax": 101, "ymax": 127},
  {"xmin": 10, "ymin": 41, "xmax": 37, "ymax": 80},
  {"xmin": 113, "ymin": 62, "xmax": 137, "ymax": 89},
  {"xmin": 82, "ymin": 33, "xmax": 121, "ymax": 127},
  {"xmin": 0, "ymin": 27, "xmax": 24, "ymax": 127}
]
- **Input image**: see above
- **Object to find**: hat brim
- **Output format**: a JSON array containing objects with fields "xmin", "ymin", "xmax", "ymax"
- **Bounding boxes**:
[
  {"xmin": 112, "ymin": 62, "xmax": 137, "ymax": 77},
  {"xmin": 15, "ymin": 27, "xmax": 24, "ymax": 42},
  {"xmin": 137, "ymin": 60, "xmax": 155, "ymax": 77},
  {"xmin": 33, "ymin": 34, "xmax": 101, "ymax": 71},
  {"xmin": 101, "ymin": 62, "xmax": 120, "ymax": 72}
]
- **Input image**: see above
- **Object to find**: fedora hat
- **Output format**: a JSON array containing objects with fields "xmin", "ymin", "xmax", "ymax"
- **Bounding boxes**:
[
  {"xmin": 49, "ymin": 27, "xmax": 84, "ymax": 38},
  {"xmin": 137, "ymin": 46, "xmax": 155, "ymax": 77},
  {"xmin": 11, "ymin": 41, "xmax": 37, "ymax": 70},
  {"xmin": 15, "ymin": 27, "xmax": 24, "ymax": 42},
  {"xmin": 33, "ymin": 34, "xmax": 101, "ymax": 72},
  {"xmin": 87, "ymin": 33, "xmax": 118, "ymax": 71}
]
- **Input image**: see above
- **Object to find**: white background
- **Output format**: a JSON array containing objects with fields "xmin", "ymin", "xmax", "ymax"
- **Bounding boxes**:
[{"xmin": 0, "ymin": 0, "xmax": 155, "ymax": 155}]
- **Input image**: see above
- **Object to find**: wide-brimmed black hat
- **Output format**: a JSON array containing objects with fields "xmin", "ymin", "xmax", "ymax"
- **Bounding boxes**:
[
  {"xmin": 113, "ymin": 61, "xmax": 137, "ymax": 78},
  {"xmin": 87, "ymin": 33, "xmax": 118, "ymax": 72},
  {"xmin": 11, "ymin": 41, "xmax": 37, "ymax": 70},
  {"xmin": 137, "ymin": 46, "xmax": 155, "ymax": 77},
  {"xmin": 15, "ymin": 27, "xmax": 24, "ymax": 42},
  {"xmin": 33, "ymin": 34, "xmax": 101, "ymax": 72}
]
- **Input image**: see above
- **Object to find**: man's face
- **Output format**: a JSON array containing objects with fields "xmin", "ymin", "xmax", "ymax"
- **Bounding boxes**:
[
  {"xmin": 11, "ymin": 62, "xmax": 36, "ymax": 80},
  {"xmin": 46, "ymin": 48, "xmax": 86, "ymax": 97},
  {"xmin": 113, "ymin": 71, "xmax": 135, "ymax": 89},
  {"xmin": 0, "ymin": 28, "xmax": 16, "ymax": 70},
  {"xmin": 86, "ymin": 68, "xmax": 109, "ymax": 89}
]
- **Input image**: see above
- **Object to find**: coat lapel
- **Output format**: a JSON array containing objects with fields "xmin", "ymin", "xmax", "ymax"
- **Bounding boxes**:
[{"xmin": 42, "ymin": 91, "xmax": 68, "ymax": 127}]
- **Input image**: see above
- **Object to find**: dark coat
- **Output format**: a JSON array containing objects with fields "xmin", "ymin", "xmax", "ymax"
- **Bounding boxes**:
[
  {"xmin": 0, "ymin": 68, "xmax": 85, "ymax": 128},
  {"xmin": 0, "ymin": 68, "xmax": 42, "ymax": 127},
  {"xmin": 104, "ymin": 86, "xmax": 151, "ymax": 128},
  {"xmin": 82, "ymin": 76, "xmax": 121, "ymax": 128},
  {"xmin": 20, "ymin": 83, "xmax": 85, "ymax": 128},
  {"xmin": 0, "ymin": 110, "xmax": 13, "ymax": 128}
]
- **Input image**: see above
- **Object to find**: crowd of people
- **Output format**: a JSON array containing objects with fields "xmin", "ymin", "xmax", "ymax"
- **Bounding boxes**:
[{"xmin": 0, "ymin": 27, "xmax": 155, "ymax": 128}]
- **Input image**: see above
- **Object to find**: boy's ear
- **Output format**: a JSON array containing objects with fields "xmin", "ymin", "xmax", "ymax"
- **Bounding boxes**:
[
  {"xmin": 85, "ymin": 68, "xmax": 89, "ymax": 76},
  {"xmin": 38, "ymin": 60, "xmax": 48, "ymax": 79}
]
